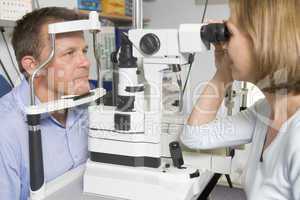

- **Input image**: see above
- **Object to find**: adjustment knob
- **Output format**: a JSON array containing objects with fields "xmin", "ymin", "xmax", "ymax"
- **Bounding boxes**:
[
  {"xmin": 139, "ymin": 33, "xmax": 160, "ymax": 55},
  {"xmin": 110, "ymin": 51, "xmax": 118, "ymax": 64}
]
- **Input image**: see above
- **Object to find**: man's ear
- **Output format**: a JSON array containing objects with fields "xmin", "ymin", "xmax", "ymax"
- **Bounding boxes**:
[{"xmin": 21, "ymin": 56, "xmax": 38, "ymax": 76}]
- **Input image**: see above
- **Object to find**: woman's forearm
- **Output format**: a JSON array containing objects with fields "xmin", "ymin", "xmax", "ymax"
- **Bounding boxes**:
[{"xmin": 187, "ymin": 76, "xmax": 230, "ymax": 125}]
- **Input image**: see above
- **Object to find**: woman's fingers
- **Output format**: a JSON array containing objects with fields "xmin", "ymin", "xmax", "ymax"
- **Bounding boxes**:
[
  {"xmin": 214, "ymin": 42, "xmax": 226, "ymax": 51},
  {"xmin": 205, "ymin": 19, "xmax": 225, "ymax": 24}
]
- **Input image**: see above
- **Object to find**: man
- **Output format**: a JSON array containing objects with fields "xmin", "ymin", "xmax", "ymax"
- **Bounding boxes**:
[{"xmin": 0, "ymin": 7, "xmax": 92, "ymax": 200}]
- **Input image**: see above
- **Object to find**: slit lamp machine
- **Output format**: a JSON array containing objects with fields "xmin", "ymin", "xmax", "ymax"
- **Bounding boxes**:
[
  {"xmin": 25, "ymin": 7, "xmax": 246, "ymax": 200},
  {"xmin": 83, "ymin": 22, "xmax": 230, "ymax": 200}
]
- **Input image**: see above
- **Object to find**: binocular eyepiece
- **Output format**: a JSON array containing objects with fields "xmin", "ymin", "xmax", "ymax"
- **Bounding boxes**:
[
  {"xmin": 201, "ymin": 23, "xmax": 230, "ymax": 49},
  {"xmin": 137, "ymin": 23, "xmax": 230, "ymax": 56}
]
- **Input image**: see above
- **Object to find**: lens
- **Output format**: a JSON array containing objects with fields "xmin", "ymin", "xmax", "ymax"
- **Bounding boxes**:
[
  {"xmin": 139, "ymin": 33, "xmax": 161, "ymax": 55},
  {"xmin": 200, "ymin": 23, "xmax": 230, "ymax": 44}
]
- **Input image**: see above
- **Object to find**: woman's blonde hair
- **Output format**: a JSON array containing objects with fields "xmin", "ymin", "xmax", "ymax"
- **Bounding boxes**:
[{"xmin": 229, "ymin": 0, "xmax": 300, "ymax": 93}]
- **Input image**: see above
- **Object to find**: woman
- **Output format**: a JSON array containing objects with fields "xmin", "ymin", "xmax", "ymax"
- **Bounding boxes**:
[{"xmin": 180, "ymin": 0, "xmax": 300, "ymax": 199}]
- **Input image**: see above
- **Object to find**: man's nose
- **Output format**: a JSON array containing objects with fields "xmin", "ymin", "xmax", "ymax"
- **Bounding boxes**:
[{"xmin": 78, "ymin": 52, "xmax": 90, "ymax": 68}]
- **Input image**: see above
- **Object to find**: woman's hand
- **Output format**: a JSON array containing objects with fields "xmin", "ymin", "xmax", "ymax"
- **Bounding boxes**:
[
  {"xmin": 187, "ymin": 20, "xmax": 234, "ymax": 125},
  {"xmin": 213, "ymin": 42, "xmax": 234, "ymax": 85},
  {"xmin": 206, "ymin": 20, "xmax": 234, "ymax": 85}
]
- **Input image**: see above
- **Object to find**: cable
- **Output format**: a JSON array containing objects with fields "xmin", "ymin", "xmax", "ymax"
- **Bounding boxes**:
[
  {"xmin": 0, "ymin": 59, "xmax": 14, "ymax": 87},
  {"xmin": 175, "ymin": 72, "xmax": 183, "ymax": 111},
  {"xmin": 181, "ymin": 0, "xmax": 208, "ymax": 97},
  {"xmin": 201, "ymin": 0, "xmax": 209, "ymax": 23},
  {"xmin": 182, "ymin": 53, "xmax": 195, "ymax": 96},
  {"xmin": 34, "ymin": 0, "xmax": 40, "ymax": 9},
  {"xmin": 0, "ymin": 28, "xmax": 21, "ymax": 80}
]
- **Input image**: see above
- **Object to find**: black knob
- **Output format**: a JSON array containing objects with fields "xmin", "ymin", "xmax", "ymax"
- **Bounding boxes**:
[
  {"xmin": 139, "ymin": 33, "xmax": 160, "ymax": 55},
  {"xmin": 111, "ymin": 51, "xmax": 118, "ymax": 64}
]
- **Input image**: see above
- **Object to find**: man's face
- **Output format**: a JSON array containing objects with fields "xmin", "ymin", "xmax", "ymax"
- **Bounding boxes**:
[{"xmin": 38, "ymin": 24, "xmax": 91, "ymax": 97}]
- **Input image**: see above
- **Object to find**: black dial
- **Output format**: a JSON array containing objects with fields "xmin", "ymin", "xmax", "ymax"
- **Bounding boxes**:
[{"xmin": 139, "ymin": 33, "xmax": 160, "ymax": 55}]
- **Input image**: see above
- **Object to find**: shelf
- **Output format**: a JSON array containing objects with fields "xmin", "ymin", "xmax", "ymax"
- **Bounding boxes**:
[
  {"xmin": 78, "ymin": 10, "xmax": 149, "ymax": 24},
  {"xmin": 0, "ymin": 19, "xmax": 16, "ymax": 28},
  {"xmin": 0, "ymin": 10, "xmax": 150, "ymax": 27}
]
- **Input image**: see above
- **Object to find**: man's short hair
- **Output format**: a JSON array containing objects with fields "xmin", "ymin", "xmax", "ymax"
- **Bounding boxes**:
[{"xmin": 12, "ymin": 7, "xmax": 85, "ymax": 75}]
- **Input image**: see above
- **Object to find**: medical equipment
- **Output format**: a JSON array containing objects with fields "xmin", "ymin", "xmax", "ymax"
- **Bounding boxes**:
[
  {"xmin": 25, "ymin": 11, "xmax": 106, "ymax": 200},
  {"xmin": 83, "ymin": 22, "xmax": 231, "ymax": 200}
]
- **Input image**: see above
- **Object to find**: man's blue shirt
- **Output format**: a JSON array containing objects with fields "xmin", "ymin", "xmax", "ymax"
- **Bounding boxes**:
[{"xmin": 0, "ymin": 79, "xmax": 89, "ymax": 200}]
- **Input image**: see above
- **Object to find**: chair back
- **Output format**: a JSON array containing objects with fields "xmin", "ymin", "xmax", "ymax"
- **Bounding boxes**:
[{"xmin": 0, "ymin": 74, "xmax": 12, "ymax": 97}]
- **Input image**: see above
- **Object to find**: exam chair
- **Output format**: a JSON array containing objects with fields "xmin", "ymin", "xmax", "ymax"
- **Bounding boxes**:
[{"xmin": 0, "ymin": 74, "xmax": 12, "ymax": 97}]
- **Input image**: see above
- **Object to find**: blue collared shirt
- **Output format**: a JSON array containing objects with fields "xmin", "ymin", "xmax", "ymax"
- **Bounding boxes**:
[{"xmin": 0, "ymin": 79, "xmax": 89, "ymax": 200}]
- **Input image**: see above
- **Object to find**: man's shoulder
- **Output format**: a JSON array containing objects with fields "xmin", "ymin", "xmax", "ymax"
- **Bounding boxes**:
[
  {"xmin": 0, "ymin": 91, "xmax": 17, "ymax": 113},
  {"xmin": 0, "ymin": 91, "xmax": 27, "ymax": 140},
  {"xmin": 0, "ymin": 79, "xmax": 28, "ymax": 114}
]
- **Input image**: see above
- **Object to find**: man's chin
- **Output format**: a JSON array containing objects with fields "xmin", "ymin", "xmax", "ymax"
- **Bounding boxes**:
[
  {"xmin": 74, "ymin": 84, "xmax": 91, "ymax": 95},
  {"xmin": 69, "ymin": 80, "xmax": 91, "ymax": 96}
]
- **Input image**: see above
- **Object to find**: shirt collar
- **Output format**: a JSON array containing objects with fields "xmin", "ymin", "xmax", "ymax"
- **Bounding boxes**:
[{"xmin": 13, "ymin": 79, "xmax": 87, "ymax": 127}]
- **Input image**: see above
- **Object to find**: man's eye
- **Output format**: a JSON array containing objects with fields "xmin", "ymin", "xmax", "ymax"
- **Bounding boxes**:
[
  {"xmin": 65, "ymin": 50, "xmax": 75, "ymax": 56},
  {"xmin": 83, "ymin": 49, "xmax": 88, "ymax": 55}
]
